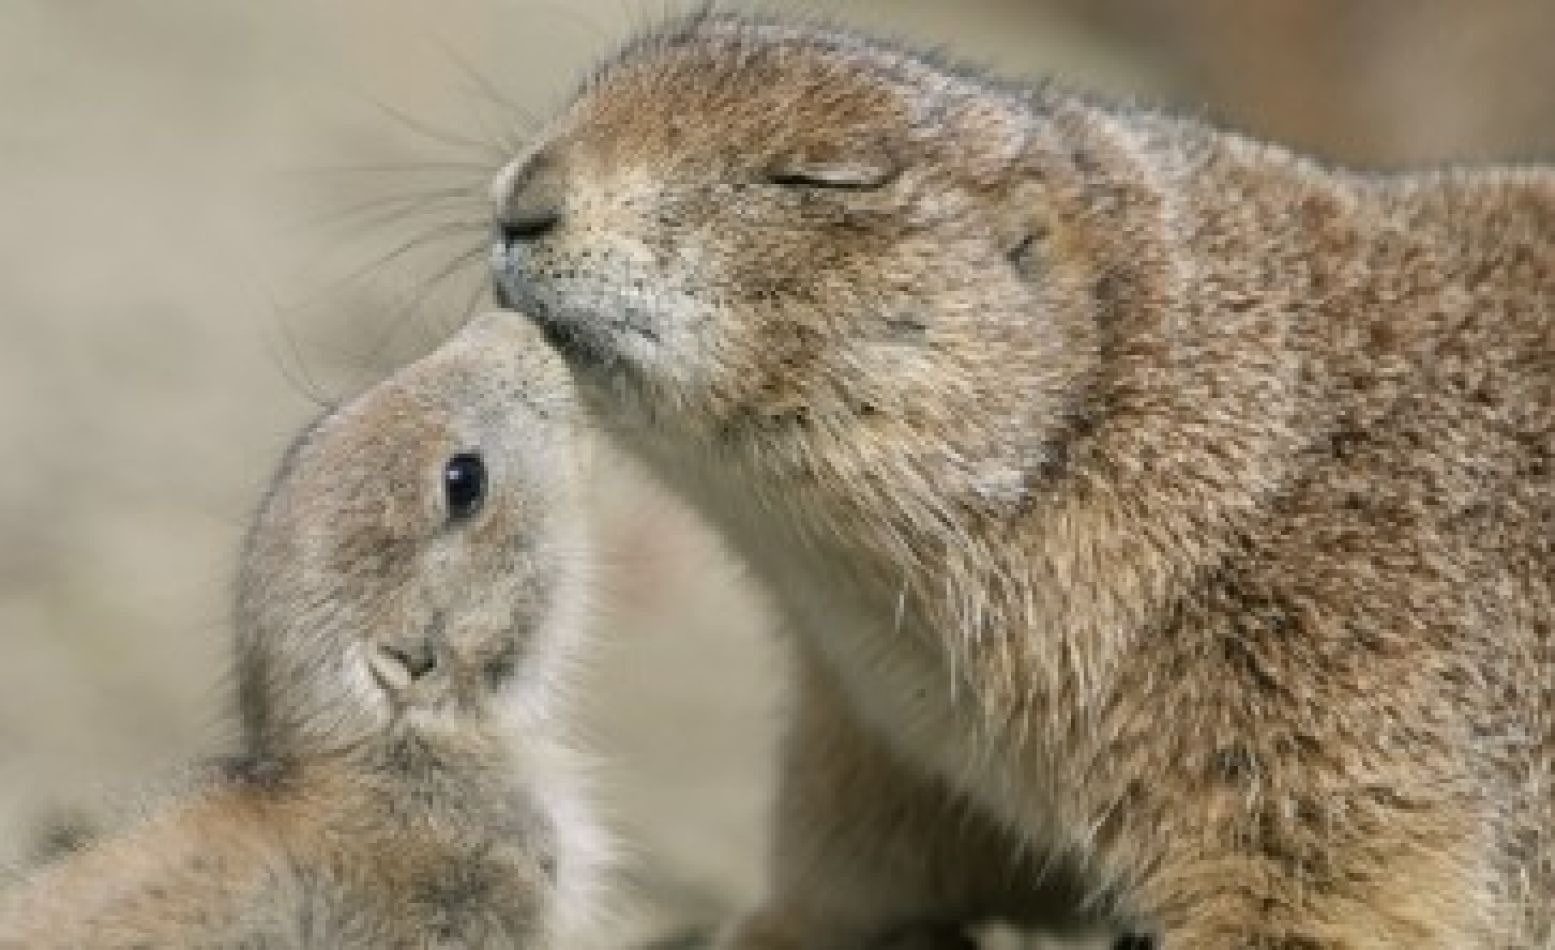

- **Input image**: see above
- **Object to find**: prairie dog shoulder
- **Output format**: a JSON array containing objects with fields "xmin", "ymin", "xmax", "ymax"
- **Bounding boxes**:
[{"xmin": 0, "ymin": 313, "xmax": 607, "ymax": 949}]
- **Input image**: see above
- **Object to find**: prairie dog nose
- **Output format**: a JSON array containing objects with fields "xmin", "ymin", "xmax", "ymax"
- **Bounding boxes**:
[{"xmin": 494, "ymin": 149, "xmax": 564, "ymax": 243}]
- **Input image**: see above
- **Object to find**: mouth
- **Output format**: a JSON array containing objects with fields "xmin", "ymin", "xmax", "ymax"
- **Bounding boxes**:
[
  {"xmin": 492, "ymin": 255, "xmax": 661, "ymax": 369},
  {"xmin": 491, "ymin": 274, "xmax": 584, "ymax": 356},
  {"xmin": 492, "ymin": 250, "xmax": 596, "ymax": 362}
]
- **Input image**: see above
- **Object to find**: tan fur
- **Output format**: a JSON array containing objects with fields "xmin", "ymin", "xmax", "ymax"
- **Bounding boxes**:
[
  {"xmin": 0, "ymin": 314, "xmax": 608, "ymax": 949},
  {"xmin": 490, "ymin": 16, "xmax": 1553, "ymax": 948}
]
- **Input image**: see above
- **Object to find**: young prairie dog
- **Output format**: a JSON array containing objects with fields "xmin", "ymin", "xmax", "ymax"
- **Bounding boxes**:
[
  {"xmin": 490, "ymin": 15, "xmax": 1554, "ymax": 949},
  {"xmin": 0, "ymin": 313, "xmax": 607, "ymax": 949}
]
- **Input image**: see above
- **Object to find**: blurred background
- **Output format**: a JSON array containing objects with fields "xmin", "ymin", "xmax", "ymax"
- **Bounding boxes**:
[{"xmin": 2, "ymin": 1, "xmax": 1552, "ymax": 945}]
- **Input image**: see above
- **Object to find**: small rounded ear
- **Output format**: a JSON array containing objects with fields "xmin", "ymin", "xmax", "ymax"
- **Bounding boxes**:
[
  {"xmin": 1000, "ymin": 177, "xmax": 1058, "ymax": 282},
  {"xmin": 766, "ymin": 137, "xmax": 899, "ymax": 190},
  {"xmin": 765, "ymin": 152, "xmax": 897, "ymax": 190}
]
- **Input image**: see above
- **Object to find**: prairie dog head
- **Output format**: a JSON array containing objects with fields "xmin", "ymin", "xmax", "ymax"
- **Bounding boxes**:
[
  {"xmin": 490, "ymin": 18, "xmax": 1130, "ymax": 514},
  {"xmin": 236, "ymin": 312, "xmax": 588, "ymax": 759}
]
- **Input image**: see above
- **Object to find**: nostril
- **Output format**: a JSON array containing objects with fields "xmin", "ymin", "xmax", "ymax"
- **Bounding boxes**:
[
  {"xmin": 368, "ymin": 640, "xmax": 436, "ymax": 692},
  {"xmin": 499, "ymin": 209, "xmax": 561, "ymax": 244},
  {"xmin": 386, "ymin": 644, "xmax": 435, "ymax": 679}
]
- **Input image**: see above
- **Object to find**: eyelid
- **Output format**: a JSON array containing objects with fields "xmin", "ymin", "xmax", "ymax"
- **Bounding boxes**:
[{"xmin": 764, "ymin": 161, "xmax": 896, "ymax": 191}]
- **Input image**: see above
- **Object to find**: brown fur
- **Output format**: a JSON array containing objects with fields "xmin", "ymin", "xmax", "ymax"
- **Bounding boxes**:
[
  {"xmin": 0, "ymin": 314, "xmax": 607, "ymax": 949},
  {"xmin": 490, "ymin": 16, "xmax": 1554, "ymax": 948}
]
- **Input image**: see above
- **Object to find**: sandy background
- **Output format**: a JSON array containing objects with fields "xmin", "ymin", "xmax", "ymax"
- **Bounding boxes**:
[{"xmin": 1, "ymin": 1, "xmax": 1550, "ymax": 945}]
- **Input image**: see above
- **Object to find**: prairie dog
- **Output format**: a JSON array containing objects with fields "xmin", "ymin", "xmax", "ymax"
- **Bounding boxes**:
[
  {"xmin": 0, "ymin": 313, "xmax": 607, "ymax": 949},
  {"xmin": 490, "ymin": 15, "xmax": 1554, "ymax": 949}
]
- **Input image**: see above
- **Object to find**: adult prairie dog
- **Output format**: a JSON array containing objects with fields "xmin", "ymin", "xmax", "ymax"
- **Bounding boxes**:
[
  {"xmin": 0, "ymin": 313, "xmax": 607, "ymax": 949},
  {"xmin": 491, "ymin": 15, "xmax": 1554, "ymax": 948}
]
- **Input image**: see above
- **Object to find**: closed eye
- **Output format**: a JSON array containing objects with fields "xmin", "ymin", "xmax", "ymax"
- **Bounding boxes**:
[{"xmin": 764, "ymin": 163, "xmax": 894, "ymax": 191}]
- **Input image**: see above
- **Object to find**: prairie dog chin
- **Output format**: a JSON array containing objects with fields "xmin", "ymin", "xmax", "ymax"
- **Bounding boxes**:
[{"xmin": 493, "ymin": 15, "xmax": 1554, "ymax": 948}]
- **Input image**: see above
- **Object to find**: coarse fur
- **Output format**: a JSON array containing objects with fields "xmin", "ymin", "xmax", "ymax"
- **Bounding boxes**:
[
  {"xmin": 0, "ymin": 313, "xmax": 610, "ymax": 949},
  {"xmin": 490, "ymin": 15, "xmax": 1554, "ymax": 949}
]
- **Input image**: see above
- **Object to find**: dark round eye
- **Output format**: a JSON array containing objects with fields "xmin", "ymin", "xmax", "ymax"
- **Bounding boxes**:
[{"xmin": 443, "ymin": 452, "xmax": 486, "ymax": 522}]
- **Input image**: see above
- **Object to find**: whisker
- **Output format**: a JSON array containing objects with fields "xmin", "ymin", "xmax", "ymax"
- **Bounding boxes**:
[
  {"xmin": 431, "ymin": 35, "xmax": 542, "ymax": 141},
  {"xmin": 291, "ymin": 185, "xmax": 483, "ymax": 218},
  {"xmin": 310, "ymin": 221, "xmax": 488, "ymax": 298},
  {"xmin": 457, "ymin": 270, "xmax": 494, "ymax": 328},
  {"xmin": 290, "ymin": 190, "xmax": 489, "ymax": 237},
  {"xmin": 354, "ymin": 92, "xmax": 507, "ymax": 159},
  {"xmin": 353, "ymin": 244, "xmax": 490, "ymax": 369},
  {"xmin": 406, "ymin": 244, "xmax": 491, "ymax": 312},
  {"xmin": 460, "ymin": 97, "xmax": 522, "ymax": 166},
  {"xmin": 279, "ymin": 159, "xmax": 498, "ymax": 177},
  {"xmin": 262, "ymin": 311, "xmax": 338, "ymax": 411}
]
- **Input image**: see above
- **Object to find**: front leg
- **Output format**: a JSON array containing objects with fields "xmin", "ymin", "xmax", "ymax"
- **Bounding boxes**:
[
  {"xmin": 718, "ymin": 651, "xmax": 1085, "ymax": 950},
  {"xmin": 1130, "ymin": 783, "xmax": 1501, "ymax": 948}
]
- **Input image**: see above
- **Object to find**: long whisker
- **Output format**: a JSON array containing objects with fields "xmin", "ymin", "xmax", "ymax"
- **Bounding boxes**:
[
  {"xmin": 312, "ymin": 221, "xmax": 488, "ymax": 298},
  {"xmin": 353, "ymin": 243, "xmax": 490, "ymax": 369},
  {"xmin": 431, "ymin": 35, "xmax": 542, "ymax": 140},
  {"xmin": 403, "ymin": 244, "xmax": 492, "ymax": 317},
  {"xmin": 264, "ymin": 322, "xmax": 338, "ymax": 411},
  {"xmin": 280, "ymin": 159, "xmax": 498, "ymax": 177},
  {"xmin": 461, "ymin": 98, "xmax": 522, "ymax": 166},
  {"xmin": 355, "ymin": 92, "xmax": 507, "ymax": 159},
  {"xmin": 458, "ymin": 269, "xmax": 493, "ymax": 329},
  {"xmin": 291, "ymin": 190, "xmax": 488, "ymax": 237},
  {"xmin": 258, "ymin": 286, "xmax": 339, "ymax": 410}
]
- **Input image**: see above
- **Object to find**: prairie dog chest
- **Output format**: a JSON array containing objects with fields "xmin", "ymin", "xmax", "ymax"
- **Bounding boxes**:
[
  {"xmin": 745, "ymin": 534, "xmax": 986, "ymax": 782},
  {"xmin": 633, "ymin": 442, "xmax": 996, "ymax": 784}
]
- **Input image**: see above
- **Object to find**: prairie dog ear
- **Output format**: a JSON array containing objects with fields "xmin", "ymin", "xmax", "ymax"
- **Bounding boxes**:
[
  {"xmin": 766, "ymin": 139, "xmax": 899, "ymax": 190},
  {"xmin": 1000, "ymin": 177, "xmax": 1058, "ymax": 281}
]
